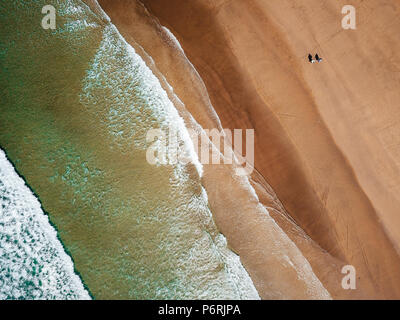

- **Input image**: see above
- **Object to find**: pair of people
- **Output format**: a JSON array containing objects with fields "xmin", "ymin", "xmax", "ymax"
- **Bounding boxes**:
[{"xmin": 308, "ymin": 53, "xmax": 322, "ymax": 63}]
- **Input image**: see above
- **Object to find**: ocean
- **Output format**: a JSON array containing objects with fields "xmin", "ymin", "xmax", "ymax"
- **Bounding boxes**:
[{"xmin": 0, "ymin": 0, "xmax": 259, "ymax": 299}]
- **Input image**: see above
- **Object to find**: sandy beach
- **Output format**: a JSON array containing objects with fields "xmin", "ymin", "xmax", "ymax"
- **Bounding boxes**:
[
  {"xmin": 2, "ymin": 0, "xmax": 400, "ymax": 300},
  {"xmin": 96, "ymin": 0, "xmax": 400, "ymax": 298}
]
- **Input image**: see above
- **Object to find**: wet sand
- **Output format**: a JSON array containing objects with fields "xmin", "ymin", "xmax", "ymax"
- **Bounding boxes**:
[{"xmin": 94, "ymin": 0, "xmax": 335, "ymax": 299}]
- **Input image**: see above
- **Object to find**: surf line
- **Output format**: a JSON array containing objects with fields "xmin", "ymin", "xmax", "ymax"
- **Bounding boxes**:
[{"xmin": 158, "ymin": 304, "xmax": 192, "ymax": 318}]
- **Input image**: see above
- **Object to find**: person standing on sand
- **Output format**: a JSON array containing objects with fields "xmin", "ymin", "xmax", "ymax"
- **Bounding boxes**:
[
  {"xmin": 315, "ymin": 53, "xmax": 322, "ymax": 62},
  {"xmin": 308, "ymin": 53, "xmax": 315, "ymax": 63}
]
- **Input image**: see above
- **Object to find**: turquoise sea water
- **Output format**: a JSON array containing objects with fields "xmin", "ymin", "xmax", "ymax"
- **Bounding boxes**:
[{"xmin": 0, "ymin": 0, "xmax": 259, "ymax": 299}]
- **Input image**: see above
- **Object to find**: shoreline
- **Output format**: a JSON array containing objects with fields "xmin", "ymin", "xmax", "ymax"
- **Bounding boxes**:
[
  {"xmin": 0, "ymin": 146, "xmax": 92, "ymax": 299},
  {"xmin": 132, "ymin": 0, "xmax": 400, "ymax": 298},
  {"xmin": 94, "ymin": 0, "xmax": 334, "ymax": 299}
]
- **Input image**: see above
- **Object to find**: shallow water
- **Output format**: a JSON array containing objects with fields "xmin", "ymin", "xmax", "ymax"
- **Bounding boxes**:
[{"xmin": 0, "ymin": 0, "xmax": 258, "ymax": 299}]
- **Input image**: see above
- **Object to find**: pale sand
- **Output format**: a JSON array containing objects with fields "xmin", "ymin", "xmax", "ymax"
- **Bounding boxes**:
[{"xmin": 94, "ymin": 0, "xmax": 400, "ymax": 298}]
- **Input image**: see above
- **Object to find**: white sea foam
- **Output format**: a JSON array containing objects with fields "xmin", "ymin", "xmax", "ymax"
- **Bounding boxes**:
[
  {"xmin": 0, "ymin": 149, "xmax": 90, "ymax": 300},
  {"xmin": 162, "ymin": 26, "xmax": 185, "ymax": 55},
  {"xmin": 81, "ymin": 24, "xmax": 204, "ymax": 178}
]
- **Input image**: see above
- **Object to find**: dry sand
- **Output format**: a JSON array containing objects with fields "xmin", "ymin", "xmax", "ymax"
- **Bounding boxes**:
[{"xmin": 95, "ymin": 0, "xmax": 400, "ymax": 299}]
